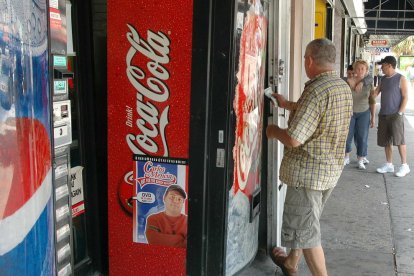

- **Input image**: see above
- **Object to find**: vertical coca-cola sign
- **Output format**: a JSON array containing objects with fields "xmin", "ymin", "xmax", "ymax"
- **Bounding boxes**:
[
  {"xmin": 108, "ymin": 0, "xmax": 193, "ymax": 274},
  {"xmin": 125, "ymin": 25, "xmax": 171, "ymax": 157}
]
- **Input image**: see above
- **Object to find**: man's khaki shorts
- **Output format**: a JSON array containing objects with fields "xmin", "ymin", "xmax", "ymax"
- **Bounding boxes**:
[
  {"xmin": 377, "ymin": 113, "xmax": 405, "ymax": 146},
  {"xmin": 281, "ymin": 186, "xmax": 333, "ymax": 249}
]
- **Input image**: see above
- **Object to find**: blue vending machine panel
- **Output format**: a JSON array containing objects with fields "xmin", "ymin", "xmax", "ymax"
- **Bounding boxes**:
[{"xmin": 0, "ymin": 1, "xmax": 55, "ymax": 275}]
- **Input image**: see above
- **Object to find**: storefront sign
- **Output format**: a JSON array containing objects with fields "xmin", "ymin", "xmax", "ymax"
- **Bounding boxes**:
[
  {"xmin": 368, "ymin": 47, "xmax": 390, "ymax": 55},
  {"xmin": 369, "ymin": 39, "xmax": 389, "ymax": 47}
]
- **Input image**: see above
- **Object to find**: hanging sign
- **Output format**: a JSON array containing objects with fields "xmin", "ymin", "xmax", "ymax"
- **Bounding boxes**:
[
  {"xmin": 368, "ymin": 39, "xmax": 389, "ymax": 47},
  {"xmin": 368, "ymin": 47, "xmax": 391, "ymax": 55}
]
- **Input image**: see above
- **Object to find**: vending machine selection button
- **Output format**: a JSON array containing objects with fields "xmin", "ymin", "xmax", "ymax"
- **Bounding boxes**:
[
  {"xmin": 57, "ymin": 243, "xmax": 71, "ymax": 263},
  {"xmin": 56, "ymin": 224, "xmax": 70, "ymax": 243},
  {"xmin": 55, "ymin": 204, "xmax": 70, "ymax": 223},
  {"xmin": 57, "ymin": 263, "xmax": 72, "ymax": 276}
]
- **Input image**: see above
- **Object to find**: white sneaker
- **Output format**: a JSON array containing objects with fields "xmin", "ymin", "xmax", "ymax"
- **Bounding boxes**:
[
  {"xmin": 395, "ymin": 164, "xmax": 410, "ymax": 177},
  {"xmin": 344, "ymin": 157, "xmax": 350, "ymax": 165},
  {"xmin": 358, "ymin": 160, "xmax": 366, "ymax": 170},
  {"xmin": 361, "ymin": 157, "xmax": 369, "ymax": 164},
  {"xmin": 377, "ymin": 163, "xmax": 394, "ymax": 174}
]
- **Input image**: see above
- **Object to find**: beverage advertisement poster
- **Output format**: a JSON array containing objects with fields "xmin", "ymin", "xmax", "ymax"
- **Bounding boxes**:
[
  {"xmin": 132, "ymin": 155, "xmax": 188, "ymax": 248},
  {"xmin": 226, "ymin": 1, "xmax": 268, "ymax": 274}
]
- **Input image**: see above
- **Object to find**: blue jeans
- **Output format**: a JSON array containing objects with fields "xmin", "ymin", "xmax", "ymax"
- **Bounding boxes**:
[{"xmin": 346, "ymin": 109, "xmax": 370, "ymax": 157}]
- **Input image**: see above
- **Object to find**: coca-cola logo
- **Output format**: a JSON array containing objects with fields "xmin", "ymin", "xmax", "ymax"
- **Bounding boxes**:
[
  {"xmin": 125, "ymin": 24, "xmax": 171, "ymax": 157},
  {"xmin": 232, "ymin": 12, "xmax": 267, "ymax": 196},
  {"xmin": 235, "ymin": 106, "xmax": 261, "ymax": 191}
]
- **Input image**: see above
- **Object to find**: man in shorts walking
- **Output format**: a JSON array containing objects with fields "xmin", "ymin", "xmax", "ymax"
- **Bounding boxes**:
[
  {"xmin": 266, "ymin": 38, "xmax": 352, "ymax": 276},
  {"xmin": 373, "ymin": 56, "xmax": 410, "ymax": 177}
]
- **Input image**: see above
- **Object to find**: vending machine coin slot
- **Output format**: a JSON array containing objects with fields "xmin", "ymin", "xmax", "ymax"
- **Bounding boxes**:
[{"xmin": 53, "ymin": 100, "xmax": 72, "ymax": 148}]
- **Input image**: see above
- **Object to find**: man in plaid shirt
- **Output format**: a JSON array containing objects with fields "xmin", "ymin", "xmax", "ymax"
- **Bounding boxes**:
[{"xmin": 266, "ymin": 38, "xmax": 352, "ymax": 276}]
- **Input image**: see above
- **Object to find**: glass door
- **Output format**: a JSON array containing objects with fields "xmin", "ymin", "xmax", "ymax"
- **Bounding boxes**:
[{"xmin": 225, "ymin": 0, "xmax": 269, "ymax": 274}]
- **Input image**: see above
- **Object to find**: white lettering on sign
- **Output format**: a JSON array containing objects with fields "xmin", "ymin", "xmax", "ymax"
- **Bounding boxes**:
[
  {"xmin": 137, "ymin": 191, "xmax": 155, "ymax": 204},
  {"xmin": 375, "ymin": 47, "xmax": 390, "ymax": 53},
  {"xmin": 370, "ymin": 39, "xmax": 388, "ymax": 47},
  {"xmin": 125, "ymin": 24, "xmax": 171, "ymax": 157},
  {"xmin": 368, "ymin": 47, "xmax": 390, "ymax": 55}
]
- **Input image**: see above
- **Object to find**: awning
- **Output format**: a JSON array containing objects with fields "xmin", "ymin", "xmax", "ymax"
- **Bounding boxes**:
[
  {"xmin": 363, "ymin": 0, "xmax": 414, "ymax": 35},
  {"xmin": 342, "ymin": 0, "xmax": 368, "ymax": 34}
]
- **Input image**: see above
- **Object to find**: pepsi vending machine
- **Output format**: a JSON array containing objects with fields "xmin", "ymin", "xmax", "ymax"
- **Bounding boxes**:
[{"xmin": 0, "ymin": 0, "xmax": 55, "ymax": 275}]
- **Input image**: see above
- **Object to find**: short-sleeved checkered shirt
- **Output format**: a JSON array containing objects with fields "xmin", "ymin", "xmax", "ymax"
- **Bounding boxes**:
[{"xmin": 279, "ymin": 71, "xmax": 353, "ymax": 191}]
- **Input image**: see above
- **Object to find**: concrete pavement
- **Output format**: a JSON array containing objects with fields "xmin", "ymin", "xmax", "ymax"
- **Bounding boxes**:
[{"xmin": 239, "ymin": 88, "xmax": 414, "ymax": 276}]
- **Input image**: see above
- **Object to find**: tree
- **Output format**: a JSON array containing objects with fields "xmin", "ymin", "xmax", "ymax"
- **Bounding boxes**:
[{"xmin": 392, "ymin": 36, "xmax": 414, "ymax": 56}]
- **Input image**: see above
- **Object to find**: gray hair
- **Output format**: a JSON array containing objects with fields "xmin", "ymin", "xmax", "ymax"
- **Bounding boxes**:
[{"xmin": 306, "ymin": 38, "xmax": 336, "ymax": 67}]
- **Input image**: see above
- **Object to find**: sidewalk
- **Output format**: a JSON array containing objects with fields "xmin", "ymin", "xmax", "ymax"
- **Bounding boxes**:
[
  {"xmin": 239, "ymin": 89, "xmax": 414, "ymax": 276},
  {"xmin": 315, "ymin": 105, "xmax": 414, "ymax": 276}
]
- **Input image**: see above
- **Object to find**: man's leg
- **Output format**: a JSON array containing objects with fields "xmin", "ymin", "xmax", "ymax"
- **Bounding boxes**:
[
  {"xmin": 284, "ymin": 248, "xmax": 302, "ymax": 271},
  {"xmin": 385, "ymin": 144, "xmax": 393, "ymax": 163},
  {"xmin": 398, "ymin": 144, "xmax": 407, "ymax": 164},
  {"xmin": 303, "ymin": 246, "xmax": 328, "ymax": 276}
]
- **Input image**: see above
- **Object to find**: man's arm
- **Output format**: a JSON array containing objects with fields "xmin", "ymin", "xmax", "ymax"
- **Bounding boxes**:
[
  {"xmin": 273, "ymin": 93, "xmax": 298, "ymax": 111},
  {"xmin": 399, "ymin": 76, "xmax": 409, "ymax": 113},
  {"xmin": 266, "ymin": 125, "xmax": 301, "ymax": 148},
  {"xmin": 371, "ymin": 83, "xmax": 381, "ymax": 98},
  {"xmin": 369, "ymin": 88, "xmax": 376, "ymax": 128},
  {"xmin": 145, "ymin": 215, "xmax": 186, "ymax": 247}
]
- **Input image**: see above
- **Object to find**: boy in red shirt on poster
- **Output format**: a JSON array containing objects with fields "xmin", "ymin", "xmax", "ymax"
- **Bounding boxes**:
[{"xmin": 145, "ymin": 185, "xmax": 187, "ymax": 248}]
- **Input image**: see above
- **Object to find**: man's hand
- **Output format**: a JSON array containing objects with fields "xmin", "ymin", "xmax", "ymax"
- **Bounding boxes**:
[
  {"xmin": 266, "ymin": 124, "xmax": 279, "ymax": 139},
  {"xmin": 274, "ymin": 94, "xmax": 287, "ymax": 109},
  {"xmin": 370, "ymin": 117, "xmax": 375, "ymax": 128}
]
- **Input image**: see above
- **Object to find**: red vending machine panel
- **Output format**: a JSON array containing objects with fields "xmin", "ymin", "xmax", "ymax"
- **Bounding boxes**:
[{"xmin": 107, "ymin": 1, "xmax": 193, "ymax": 274}]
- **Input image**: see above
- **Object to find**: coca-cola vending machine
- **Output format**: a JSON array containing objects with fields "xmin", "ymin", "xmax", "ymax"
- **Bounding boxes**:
[
  {"xmin": 107, "ymin": 0, "xmax": 192, "ymax": 274},
  {"xmin": 187, "ymin": 0, "xmax": 271, "ymax": 275},
  {"xmin": 108, "ymin": 0, "xmax": 273, "ymax": 275}
]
